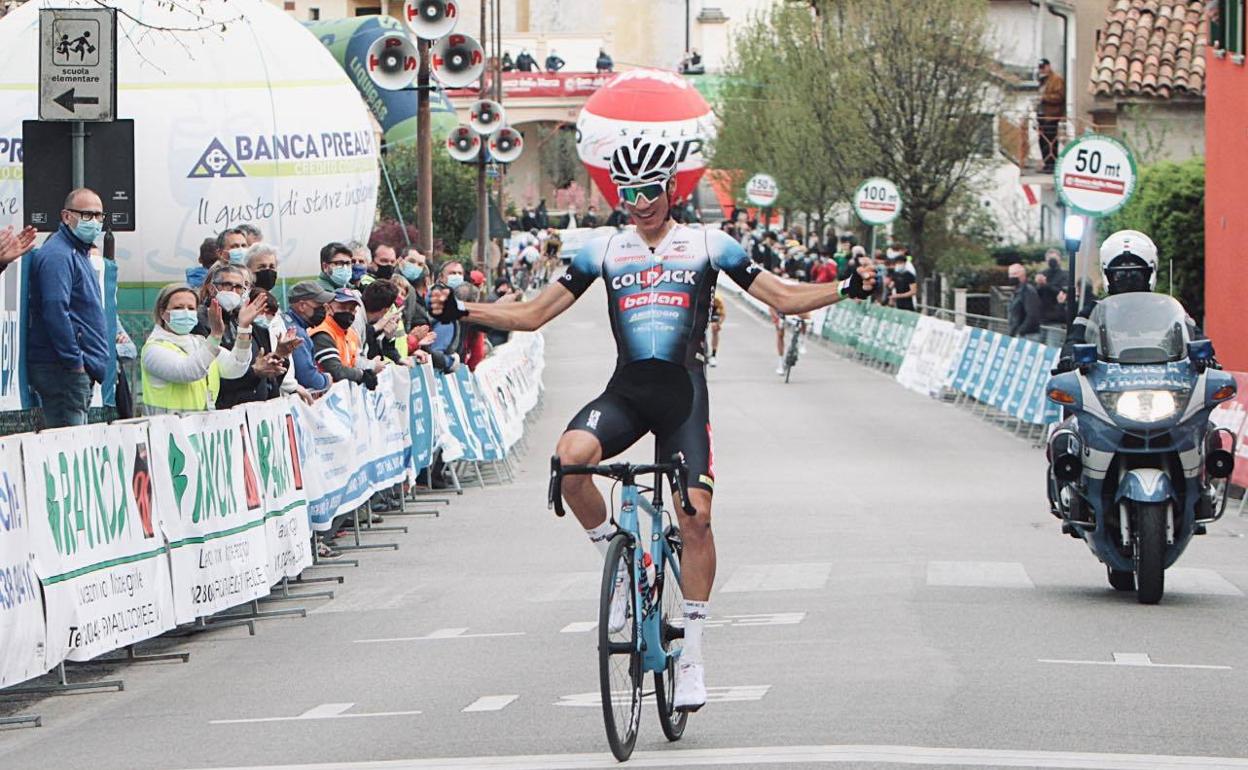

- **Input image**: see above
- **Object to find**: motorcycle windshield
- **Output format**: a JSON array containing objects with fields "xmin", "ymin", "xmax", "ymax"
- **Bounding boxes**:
[{"xmin": 1087, "ymin": 293, "xmax": 1191, "ymax": 364}]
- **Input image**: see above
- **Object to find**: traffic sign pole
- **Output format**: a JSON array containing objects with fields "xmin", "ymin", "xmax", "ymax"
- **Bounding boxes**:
[{"xmin": 72, "ymin": 121, "xmax": 85, "ymax": 187}]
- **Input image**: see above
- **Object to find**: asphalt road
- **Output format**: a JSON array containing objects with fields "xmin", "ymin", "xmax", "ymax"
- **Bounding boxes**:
[{"xmin": 4, "ymin": 282, "xmax": 1248, "ymax": 770}]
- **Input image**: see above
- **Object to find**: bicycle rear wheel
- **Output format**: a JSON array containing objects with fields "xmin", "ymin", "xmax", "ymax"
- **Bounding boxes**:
[
  {"xmin": 599, "ymin": 534, "xmax": 642, "ymax": 761},
  {"xmin": 653, "ymin": 526, "xmax": 688, "ymax": 741}
]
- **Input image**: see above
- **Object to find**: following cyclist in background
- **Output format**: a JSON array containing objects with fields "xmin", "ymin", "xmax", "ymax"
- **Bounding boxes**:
[
  {"xmin": 428, "ymin": 136, "xmax": 876, "ymax": 712},
  {"xmin": 769, "ymin": 306, "xmax": 809, "ymax": 375},
  {"xmin": 707, "ymin": 291, "xmax": 725, "ymax": 367}
]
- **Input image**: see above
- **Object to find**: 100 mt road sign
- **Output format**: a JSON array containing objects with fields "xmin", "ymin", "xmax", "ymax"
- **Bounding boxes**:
[
  {"xmin": 1055, "ymin": 134, "xmax": 1137, "ymax": 217},
  {"xmin": 853, "ymin": 177, "xmax": 902, "ymax": 226},
  {"xmin": 38, "ymin": 8, "xmax": 117, "ymax": 121}
]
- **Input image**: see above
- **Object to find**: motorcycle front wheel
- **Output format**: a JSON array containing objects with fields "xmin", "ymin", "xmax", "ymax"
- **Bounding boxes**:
[{"xmin": 1135, "ymin": 502, "xmax": 1167, "ymax": 605}]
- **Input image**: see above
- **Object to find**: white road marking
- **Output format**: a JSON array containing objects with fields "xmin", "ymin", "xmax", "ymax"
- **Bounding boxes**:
[
  {"xmin": 1039, "ymin": 652, "xmax": 1231, "ymax": 671},
  {"xmin": 555, "ymin": 685, "xmax": 770, "ymax": 708},
  {"xmin": 354, "ymin": 628, "xmax": 525, "ymax": 644},
  {"xmin": 180, "ymin": 743, "xmax": 1248, "ymax": 769},
  {"xmin": 561, "ymin": 612, "xmax": 806, "ymax": 633},
  {"xmin": 926, "ymin": 561, "xmax": 1035, "ymax": 589},
  {"xmin": 1166, "ymin": 568, "xmax": 1245, "ymax": 596},
  {"xmin": 461, "ymin": 695, "xmax": 518, "ymax": 713},
  {"xmin": 720, "ymin": 563, "xmax": 831, "ymax": 592},
  {"xmin": 209, "ymin": 703, "xmax": 422, "ymax": 725}
]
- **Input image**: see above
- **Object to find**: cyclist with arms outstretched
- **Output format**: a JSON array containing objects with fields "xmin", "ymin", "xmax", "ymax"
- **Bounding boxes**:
[{"xmin": 428, "ymin": 137, "xmax": 875, "ymax": 712}]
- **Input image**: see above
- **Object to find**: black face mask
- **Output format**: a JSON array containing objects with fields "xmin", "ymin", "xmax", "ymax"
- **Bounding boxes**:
[
  {"xmin": 307, "ymin": 306, "xmax": 327, "ymax": 326},
  {"xmin": 253, "ymin": 269, "xmax": 277, "ymax": 291},
  {"xmin": 373, "ymin": 264, "xmax": 395, "ymax": 280},
  {"xmin": 1106, "ymin": 267, "xmax": 1151, "ymax": 295},
  {"xmin": 332, "ymin": 310, "xmax": 356, "ymax": 329}
]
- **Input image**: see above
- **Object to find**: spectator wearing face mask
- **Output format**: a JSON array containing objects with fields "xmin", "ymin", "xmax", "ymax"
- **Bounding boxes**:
[
  {"xmin": 361, "ymin": 280, "xmax": 404, "ymax": 364},
  {"xmin": 217, "ymin": 227, "xmax": 248, "ymax": 267},
  {"xmin": 319, "ymin": 242, "xmax": 354, "ymax": 291},
  {"xmin": 245, "ymin": 241, "xmax": 284, "ymax": 335},
  {"xmin": 349, "ymin": 242, "xmax": 370, "ymax": 287},
  {"xmin": 311, "ymin": 289, "xmax": 385, "ymax": 389},
  {"xmin": 141, "ymin": 283, "xmax": 254, "ymax": 414},
  {"xmin": 887, "ymin": 255, "xmax": 917, "ymax": 311},
  {"xmin": 367, "ymin": 243, "xmax": 399, "ymax": 285},
  {"xmin": 283, "ymin": 281, "xmax": 333, "ymax": 393},
  {"xmin": 26, "ymin": 187, "xmax": 112, "ymax": 428},
  {"xmin": 216, "ymin": 288, "xmax": 290, "ymax": 409}
]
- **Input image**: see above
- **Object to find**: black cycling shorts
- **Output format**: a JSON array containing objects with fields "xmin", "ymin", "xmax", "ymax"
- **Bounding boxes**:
[{"xmin": 565, "ymin": 360, "xmax": 715, "ymax": 493}]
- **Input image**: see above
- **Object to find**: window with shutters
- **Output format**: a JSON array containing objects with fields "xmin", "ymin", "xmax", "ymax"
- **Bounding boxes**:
[{"xmin": 1212, "ymin": 0, "xmax": 1246, "ymax": 58}]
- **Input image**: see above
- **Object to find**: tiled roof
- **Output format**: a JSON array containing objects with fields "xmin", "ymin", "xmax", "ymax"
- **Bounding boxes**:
[{"xmin": 1090, "ymin": 0, "xmax": 1207, "ymax": 99}]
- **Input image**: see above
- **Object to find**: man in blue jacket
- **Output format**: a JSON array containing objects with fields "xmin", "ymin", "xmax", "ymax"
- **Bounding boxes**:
[
  {"xmin": 27, "ymin": 188, "xmax": 110, "ymax": 428},
  {"xmin": 282, "ymin": 281, "xmax": 333, "ymax": 393}
]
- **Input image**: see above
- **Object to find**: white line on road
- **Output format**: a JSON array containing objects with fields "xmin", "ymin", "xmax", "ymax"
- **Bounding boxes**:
[
  {"xmin": 560, "ymin": 613, "xmax": 807, "ymax": 633},
  {"xmin": 461, "ymin": 695, "xmax": 518, "ymax": 713},
  {"xmin": 560, "ymin": 621, "xmax": 598, "ymax": 633},
  {"xmin": 926, "ymin": 561, "xmax": 1035, "ymax": 588},
  {"xmin": 180, "ymin": 743, "xmax": 1248, "ymax": 769},
  {"xmin": 554, "ymin": 685, "xmax": 770, "ymax": 708},
  {"xmin": 210, "ymin": 703, "xmax": 423, "ymax": 725},
  {"xmin": 720, "ymin": 563, "xmax": 831, "ymax": 592},
  {"xmin": 1039, "ymin": 652, "xmax": 1231, "ymax": 671},
  {"xmin": 1166, "ymin": 568, "xmax": 1246, "ymax": 596},
  {"xmin": 354, "ymin": 628, "xmax": 526, "ymax": 644}
]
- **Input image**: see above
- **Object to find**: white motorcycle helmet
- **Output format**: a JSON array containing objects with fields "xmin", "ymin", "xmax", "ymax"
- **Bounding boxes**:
[{"xmin": 1098, "ymin": 229, "xmax": 1158, "ymax": 294}]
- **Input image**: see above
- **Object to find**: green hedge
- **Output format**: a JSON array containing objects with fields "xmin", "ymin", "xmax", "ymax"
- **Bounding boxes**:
[{"xmin": 1101, "ymin": 156, "xmax": 1205, "ymax": 323}]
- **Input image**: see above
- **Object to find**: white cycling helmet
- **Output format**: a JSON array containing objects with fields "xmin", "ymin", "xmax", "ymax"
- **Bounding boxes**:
[
  {"xmin": 609, "ymin": 136, "xmax": 679, "ymax": 187},
  {"xmin": 1099, "ymin": 229, "xmax": 1158, "ymax": 293}
]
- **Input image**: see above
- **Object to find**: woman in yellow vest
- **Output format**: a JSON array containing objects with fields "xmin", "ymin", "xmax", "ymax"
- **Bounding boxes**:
[{"xmin": 140, "ymin": 283, "xmax": 255, "ymax": 414}]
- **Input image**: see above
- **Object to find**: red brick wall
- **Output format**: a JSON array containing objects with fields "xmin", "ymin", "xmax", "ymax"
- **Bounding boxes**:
[{"xmin": 1205, "ymin": 51, "xmax": 1248, "ymax": 370}]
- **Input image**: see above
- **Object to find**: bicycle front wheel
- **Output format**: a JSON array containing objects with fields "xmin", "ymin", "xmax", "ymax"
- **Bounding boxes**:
[
  {"xmin": 599, "ymin": 534, "xmax": 642, "ymax": 761},
  {"xmin": 653, "ymin": 526, "xmax": 688, "ymax": 741}
]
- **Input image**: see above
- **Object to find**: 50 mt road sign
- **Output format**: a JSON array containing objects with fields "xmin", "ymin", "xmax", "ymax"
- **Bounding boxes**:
[
  {"xmin": 853, "ymin": 177, "xmax": 902, "ymax": 226},
  {"xmin": 1055, "ymin": 134, "xmax": 1137, "ymax": 217},
  {"xmin": 39, "ymin": 8, "xmax": 117, "ymax": 122},
  {"xmin": 745, "ymin": 173, "xmax": 779, "ymax": 207}
]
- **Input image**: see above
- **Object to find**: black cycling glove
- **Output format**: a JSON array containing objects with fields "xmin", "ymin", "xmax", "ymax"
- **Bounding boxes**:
[
  {"xmin": 361, "ymin": 369, "xmax": 379, "ymax": 390},
  {"xmin": 429, "ymin": 284, "xmax": 470, "ymax": 323},
  {"xmin": 838, "ymin": 272, "xmax": 871, "ymax": 300}
]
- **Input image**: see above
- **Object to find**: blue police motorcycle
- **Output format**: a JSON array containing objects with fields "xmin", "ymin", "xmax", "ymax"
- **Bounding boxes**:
[{"xmin": 1045, "ymin": 293, "xmax": 1237, "ymax": 604}]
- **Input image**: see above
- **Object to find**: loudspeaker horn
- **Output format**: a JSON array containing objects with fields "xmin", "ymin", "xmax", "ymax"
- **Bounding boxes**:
[
  {"xmin": 365, "ymin": 34, "xmax": 419, "ymax": 91},
  {"xmin": 488, "ymin": 126, "xmax": 523, "ymax": 164},
  {"xmin": 430, "ymin": 33, "xmax": 485, "ymax": 89},
  {"xmin": 469, "ymin": 100, "xmax": 505, "ymax": 136},
  {"xmin": 403, "ymin": 0, "xmax": 459, "ymax": 41},
  {"xmin": 446, "ymin": 125, "xmax": 482, "ymax": 163}
]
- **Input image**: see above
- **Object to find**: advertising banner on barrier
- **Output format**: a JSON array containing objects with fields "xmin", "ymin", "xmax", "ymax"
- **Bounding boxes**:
[
  {"xmin": 455, "ymin": 366, "xmax": 505, "ymax": 462},
  {"xmin": 291, "ymin": 381, "xmax": 374, "ymax": 531},
  {"xmin": 0, "ymin": 436, "xmax": 46, "ymax": 687},
  {"xmin": 148, "ymin": 412, "xmax": 270, "ymax": 624},
  {"xmin": 896, "ymin": 316, "xmax": 970, "ymax": 398},
  {"xmin": 363, "ymin": 367, "xmax": 409, "ymax": 489},
  {"xmin": 243, "ymin": 401, "xmax": 312, "ymax": 583},
  {"xmin": 435, "ymin": 370, "xmax": 479, "ymax": 462},
  {"xmin": 407, "ymin": 363, "xmax": 436, "ymax": 473},
  {"xmin": 24, "ymin": 423, "xmax": 176, "ymax": 665},
  {"xmin": 0, "ymin": 263, "xmax": 22, "ymax": 411},
  {"xmin": 475, "ymin": 356, "xmax": 523, "ymax": 450},
  {"xmin": 1211, "ymin": 372, "xmax": 1248, "ymax": 489}
]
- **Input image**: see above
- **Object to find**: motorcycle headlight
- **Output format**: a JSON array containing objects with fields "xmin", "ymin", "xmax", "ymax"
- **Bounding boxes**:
[{"xmin": 1104, "ymin": 389, "xmax": 1181, "ymax": 423}]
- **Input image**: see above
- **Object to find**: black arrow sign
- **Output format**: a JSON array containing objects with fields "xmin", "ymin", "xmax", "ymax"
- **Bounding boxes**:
[{"xmin": 53, "ymin": 88, "xmax": 99, "ymax": 113}]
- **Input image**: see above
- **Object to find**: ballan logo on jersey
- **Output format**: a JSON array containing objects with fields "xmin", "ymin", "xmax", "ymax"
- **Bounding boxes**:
[{"xmin": 188, "ymin": 131, "xmax": 376, "ymax": 179}]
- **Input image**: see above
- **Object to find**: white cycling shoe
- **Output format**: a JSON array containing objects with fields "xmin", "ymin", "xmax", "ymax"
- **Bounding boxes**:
[
  {"xmin": 608, "ymin": 569, "xmax": 630, "ymax": 633},
  {"xmin": 673, "ymin": 660, "xmax": 707, "ymax": 712},
  {"xmin": 774, "ymin": 364, "xmax": 786, "ymax": 375}
]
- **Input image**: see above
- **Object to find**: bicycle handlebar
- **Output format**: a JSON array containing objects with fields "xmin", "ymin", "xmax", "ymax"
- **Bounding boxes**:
[{"xmin": 548, "ymin": 453, "xmax": 693, "ymax": 518}]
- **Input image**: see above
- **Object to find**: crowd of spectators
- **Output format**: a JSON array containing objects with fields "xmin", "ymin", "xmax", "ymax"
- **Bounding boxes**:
[{"xmin": 5, "ymin": 186, "xmax": 531, "ymax": 559}]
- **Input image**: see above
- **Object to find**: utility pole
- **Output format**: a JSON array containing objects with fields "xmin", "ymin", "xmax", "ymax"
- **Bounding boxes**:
[
  {"xmin": 476, "ymin": 0, "xmax": 490, "ymax": 281},
  {"xmin": 416, "ymin": 39, "xmax": 433, "ymax": 256}
]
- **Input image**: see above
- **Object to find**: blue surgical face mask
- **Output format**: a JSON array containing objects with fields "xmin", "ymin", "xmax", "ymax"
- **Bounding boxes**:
[
  {"xmin": 351, "ymin": 264, "xmax": 367, "ymax": 283},
  {"xmin": 329, "ymin": 265, "xmax": 351, "ymax": 287},
  {"xmin": 253, "ymin": 315, "xmax": 271, "ymax": 330},
  {"xmin": 73, "ymin": 219, "xmax": 102, "ymax": 244},
  {"xmin": 166, "ymin": 309, "xmax": 198, "ymax": 335},
  {"xmin": 401, "ymin": 263, "xmax": 424, "ymax": 282},
  {"xmin": 228, "ymin": 247, "xmax": 247, "ymax": 265},
  {"xmin": 446, "ymin": 274, "xmax": 464, "ymax": 289}
]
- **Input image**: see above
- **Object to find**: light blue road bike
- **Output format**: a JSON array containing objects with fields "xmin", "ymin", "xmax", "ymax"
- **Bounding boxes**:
[{"xmin": 549, "ymin": 451, "xmax": 693, "ymax": 761}]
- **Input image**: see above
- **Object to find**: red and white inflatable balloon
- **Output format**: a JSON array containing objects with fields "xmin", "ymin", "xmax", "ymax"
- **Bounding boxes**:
[{"xmin": 576, "ymin": 69, "xmax": 715, "ymax": 207}]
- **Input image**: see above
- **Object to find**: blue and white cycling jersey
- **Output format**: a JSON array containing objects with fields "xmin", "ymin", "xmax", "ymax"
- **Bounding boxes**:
[{"xmin": 557, "ymin": 224, "xmax": 760, "ymax": 369}]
